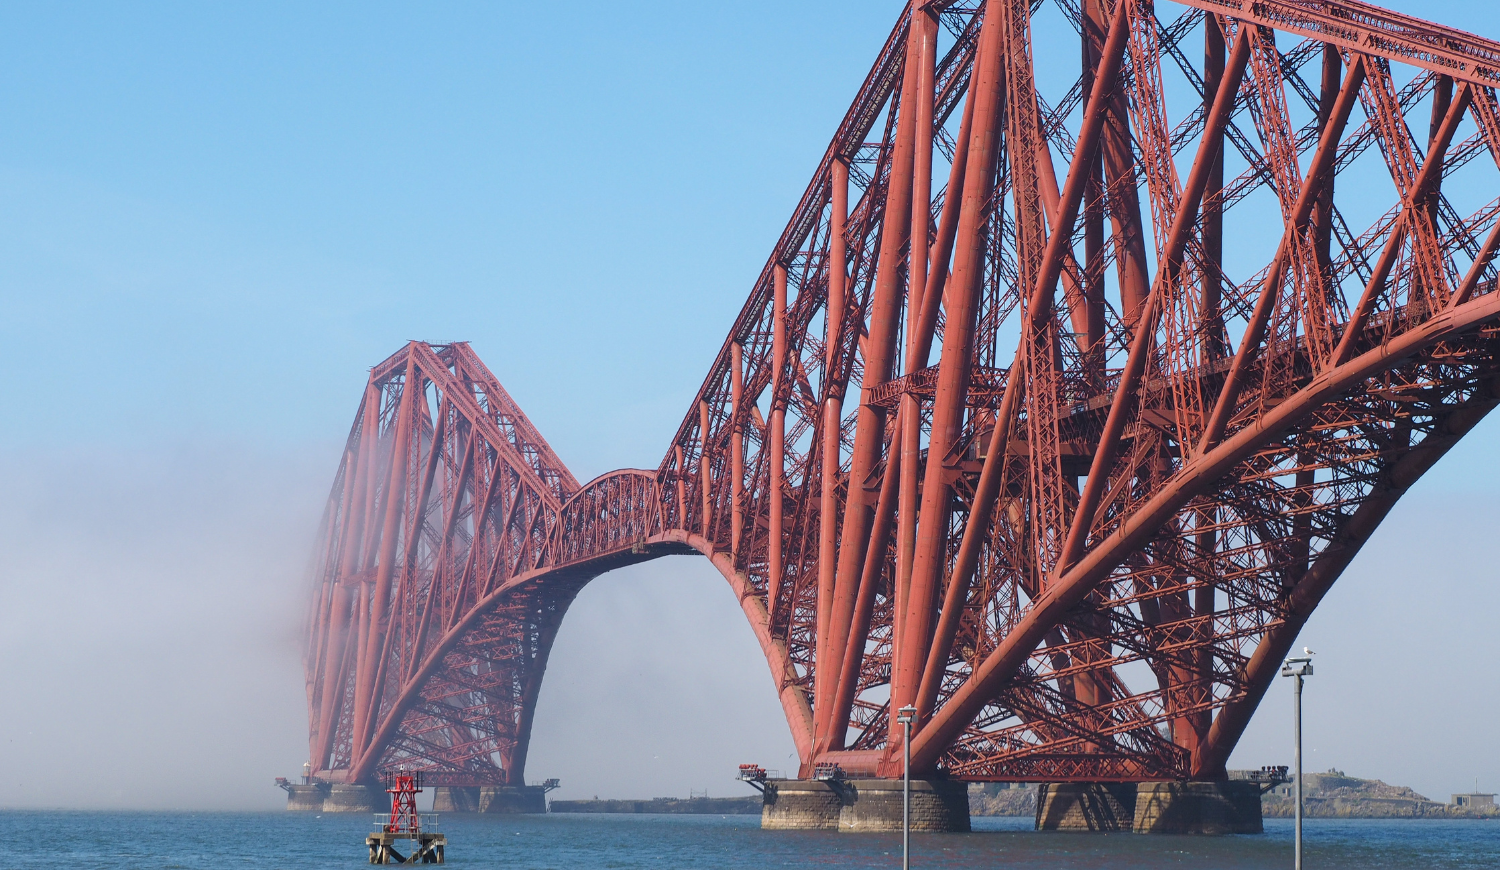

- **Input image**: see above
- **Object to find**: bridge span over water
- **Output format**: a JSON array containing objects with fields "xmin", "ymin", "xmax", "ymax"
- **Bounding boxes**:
[{"xmin": 301, "ymin": 0, "xmax": 1500, "ymax": 808}]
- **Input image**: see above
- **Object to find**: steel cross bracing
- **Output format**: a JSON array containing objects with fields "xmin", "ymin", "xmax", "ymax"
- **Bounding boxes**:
[{"xmin": 304, "ymin": 0, "xmax": 1500, "ymax": 787}]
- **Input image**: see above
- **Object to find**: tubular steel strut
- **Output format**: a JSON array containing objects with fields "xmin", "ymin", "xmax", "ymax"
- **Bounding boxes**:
[{"xmin": 304, "ymin": 0, "xmax": 1500, "ymax": 786}]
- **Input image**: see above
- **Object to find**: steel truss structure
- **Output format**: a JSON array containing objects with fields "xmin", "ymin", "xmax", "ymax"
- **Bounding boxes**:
[{"xmin": 305, "ymin": 0, "xmax": 1500, "ymax": 787}]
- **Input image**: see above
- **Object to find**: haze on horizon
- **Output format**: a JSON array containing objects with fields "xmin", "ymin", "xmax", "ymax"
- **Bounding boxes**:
[{"xmin": 2, "ymin": 0, "xmax": 1497, "ymax": 811}]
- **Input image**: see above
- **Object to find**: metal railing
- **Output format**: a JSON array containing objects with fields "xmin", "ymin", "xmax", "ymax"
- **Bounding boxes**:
[{"xmin": 371, "ymin": 812, "xmax": 441, "ymax": 834}]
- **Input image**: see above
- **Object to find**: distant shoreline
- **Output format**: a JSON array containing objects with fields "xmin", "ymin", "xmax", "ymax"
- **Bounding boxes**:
[
  {"xmin": 549, "ymin": 796, "xmax": 760, "ymax": 815},
  {"xmin": 970, "ymin": 774, "xmax": 1499, "ymax": 820}
]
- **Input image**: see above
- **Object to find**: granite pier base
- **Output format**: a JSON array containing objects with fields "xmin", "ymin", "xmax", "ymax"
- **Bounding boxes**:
[
  {"xmin": 1035, "ymin": 781, "xmax": 1262, "ymax": 834},
  {"xmin": 431, "ymin": 785, "xmax": 547, "ymax": 814},
  {"xmin": 319, "ymin": 783, "xmax": 391, "ymax": 814},
  {"xmin": 1035, "ymin": 783, "xmax": 1139, "ymax": 831},
  {"xmin": 1132, "ymin": 781, "xmax": 1262, "ymax": 834},
  {"xmin": 760, "ymin": 779, "xmax": 970, "ymax": 832}
]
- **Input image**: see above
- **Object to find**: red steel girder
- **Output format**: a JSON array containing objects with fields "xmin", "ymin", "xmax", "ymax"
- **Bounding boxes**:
[{"xmin": 304, "ymin": 0, "xmax": 1500, "ymax": 787}]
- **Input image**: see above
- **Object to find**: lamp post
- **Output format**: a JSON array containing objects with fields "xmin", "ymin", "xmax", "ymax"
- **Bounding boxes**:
[
  {"xmin": 1280, "ymin": 655, "xmax": 1314, "ymax": 870},
  {"xmin": 896, "ymin": 705, "xmax": 916, "ymax": 870}
]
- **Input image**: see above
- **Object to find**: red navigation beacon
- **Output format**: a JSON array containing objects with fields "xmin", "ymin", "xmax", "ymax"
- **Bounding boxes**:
[
  {"xmin": 385, "ymin": 770, "xmax": 422, "ymax": 837},
  {"xmin": 366, "ymin": 769, "xmax": 446, "ymax": 864}
]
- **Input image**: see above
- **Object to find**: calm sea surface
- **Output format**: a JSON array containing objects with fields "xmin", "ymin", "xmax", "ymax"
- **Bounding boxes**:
[{"xmin": 3, "ymin": 811, "xmax": 1497, "ymax": 869}]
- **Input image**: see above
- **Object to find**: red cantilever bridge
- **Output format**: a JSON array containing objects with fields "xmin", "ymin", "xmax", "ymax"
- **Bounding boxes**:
[{"xmin": 305, "ymin": 0, "xmax": 1500, "ymax": 790}]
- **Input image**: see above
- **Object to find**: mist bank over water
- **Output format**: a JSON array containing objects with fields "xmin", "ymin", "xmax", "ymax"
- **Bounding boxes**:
[{"xmin": 0, "ymin": 444, "xmax": 328, "ymax": 810}]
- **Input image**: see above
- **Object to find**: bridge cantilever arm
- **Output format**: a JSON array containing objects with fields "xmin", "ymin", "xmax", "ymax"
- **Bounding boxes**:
[
  {"xmin": 409, "ymin": 343, "xmax": 564, "ymax": 515},
  {"xmin": 351, "ymin": 559, "xmax": 559, "ymax": 783},
  {"xmin": 1195, "ymin": 370, "xmax": 1500, "ymax": 775},
  {"xmin": 1174, "ymin": 0, "xmax": 1500, "ymax": 88},
  {"xmin": 350, "ymin": 469, "xmax": 655, "ymax": 783},
  {"xmin": 908, "ymin": 288, "xmax": 1500, "ymax": 774},
  {"xmin": 350, "ymin": 470, "xmax": 813, "ymax": 783},
  {"xmin": 449, "ymin": 342, "xmax": 581, "ymax": 495}
]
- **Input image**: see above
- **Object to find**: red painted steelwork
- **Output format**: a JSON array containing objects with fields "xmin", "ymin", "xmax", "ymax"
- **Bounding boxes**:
[
  {"xmin": 384, "ymin": 771, "xmax": 422, "ymax": 835},
  {"xmin": 305, "ymin": 0, "xmax": 1500, "ymax": 786}
]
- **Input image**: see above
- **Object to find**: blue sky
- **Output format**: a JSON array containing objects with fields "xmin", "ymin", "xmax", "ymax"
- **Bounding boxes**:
[
  {"xmin": 0, "ymin": 1, "xmax": 907, "ymax": 477},
  {"xmin": 1, "ymin": 0, "xmax": 1498, "ymax": 808},
  {"xmin": 2, "ymin": 0, "xmax": 1497, "ymax": 481}
]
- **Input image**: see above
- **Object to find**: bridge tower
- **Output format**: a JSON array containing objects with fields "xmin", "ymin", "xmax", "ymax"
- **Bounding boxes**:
[{"xmin": 299, "ymin": 0, "xmax": 1500, "ymax": 834}]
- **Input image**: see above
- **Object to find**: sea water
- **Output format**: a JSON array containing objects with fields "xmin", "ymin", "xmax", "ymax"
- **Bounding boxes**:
[{"xmin": 2, "ymin": 811, "xmax": 1497, "ymax": 869}]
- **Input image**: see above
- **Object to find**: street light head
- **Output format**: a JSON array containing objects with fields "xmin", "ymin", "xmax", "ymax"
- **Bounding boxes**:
[
  {"xmin": 1281, "ymin": 657, "xmax": 1313, "ymax": 677},
  {"xmin": 896, "ymin": 705, "xmax": 917, "ymax": 725}
]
